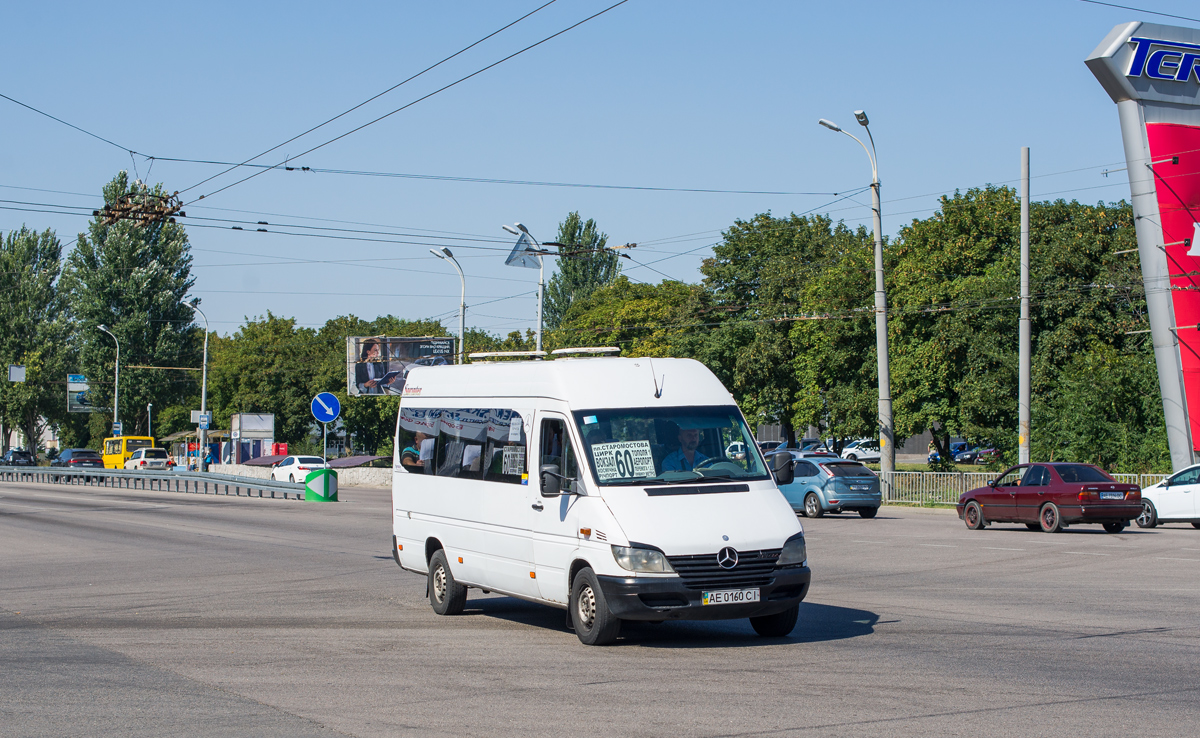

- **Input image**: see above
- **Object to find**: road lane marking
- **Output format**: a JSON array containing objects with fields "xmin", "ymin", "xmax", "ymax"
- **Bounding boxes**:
[
  {"xmin": 984, "ymin": 547, "xmax": 1025, "ymax": 551},
  {"xmin": 1063, "ymin": 552, "xmax": 1110, "ymax": 556},
  {"xmin": 1156, "ymin": 557, "xmax": 1200, "ymax": 562},
  {"xmin": 920, "ymin": 544, "xmax": 956, "ymax": 548}
]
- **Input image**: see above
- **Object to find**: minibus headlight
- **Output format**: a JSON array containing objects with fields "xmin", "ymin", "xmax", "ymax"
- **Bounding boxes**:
[
  {"xmin": 611, "ymin": 545, "xmax": 675, "ymax": 573},
  {"xmin": 777, "ymin": 533, "xmax": 807, "ymax": 567}
]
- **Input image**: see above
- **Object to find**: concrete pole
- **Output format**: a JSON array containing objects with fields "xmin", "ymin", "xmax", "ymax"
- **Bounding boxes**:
[
  {"xmin": 1117, "ymin": 99, "xmax": 1194, "ymax": 471},
  {"xmin": 194, "ymin": 305, "xmax": 210, "ymax": 472},
  {"xmin": 536, "ymin": 257, "xmax": 544, "ymax": 353},
  {"xmin": 869, "ymin": 178, "xmax": 895, "ymax": 474},
  {"xmin": 1019, "ymin": 147, "xmax": 1031, "ymax": 464}
]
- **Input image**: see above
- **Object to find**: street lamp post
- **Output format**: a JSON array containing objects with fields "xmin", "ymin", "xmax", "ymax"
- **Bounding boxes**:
[
  {"xmin": 97, "ymin": 324, "xmax": 120, "ymax": 429},
  {"xmin": 819, "ymin": 111, "xmax": 894, "ymax": 474},
  {"xmin": 147, "ymin": 403, "xmax": 152, "ymax": 438},
  {"xmin": 503, "ymin": 223, "xmax": 544, "ymax": 352},
  {"xmin": 430, "ymin": 248, "xmax": 466, "ymax": 364},
  {"xmin": 193, "ymin": 305, "xmax": 211, "ymax": 472}
]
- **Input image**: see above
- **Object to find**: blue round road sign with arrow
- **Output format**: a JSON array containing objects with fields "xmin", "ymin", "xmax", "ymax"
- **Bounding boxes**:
[{"xmin": 311, "ymin": 392, "xmax": 341, "ymax": 423}]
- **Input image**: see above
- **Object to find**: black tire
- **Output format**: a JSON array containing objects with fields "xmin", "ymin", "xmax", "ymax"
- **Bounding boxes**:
[
  {"xmin": 288, "ymin": 474, "xmax": 295, "ymax": 483},
  {"xmin": 428, "ymin": 549, "xmax": 467, "ymax": 615},
  {"xmin": 1103, "ymin": 521, "xmax": 1127, "ymax": 534},
  {"xmin": 571, "ymin": 567, "xmax": 621, "ymax": 645},
  {"xmin": 963, "ymin": 500, "xmax": 987, "ymax": 530},
  {"xmin": 1192, "ymin": 522, "xmax": 1200, "ymax": 529},
  {"xmin": 1040, "ymin": 503, "xmax": 1063, "ymax": 533},
  {"xmin": 847, "ymin": 453, "xmax": 858, "ymax": 462},
  {"xmin": 804, "ymin": 493, "xmax": 824, "ymax": 518},
  {"xmin": 1025, "ymin": 523, "xmax": 1040, "ymax": 531},
  {"xmin": 1136, "ymin": 500, "xmax": 1158, "ymax": 528},
  {"xmin": 750, "ymin": 604, "xmax": 799, "ymax": 637},
  {"xmin": 858, "ymin": 507, "xmax": 878, "ymax": 519}
]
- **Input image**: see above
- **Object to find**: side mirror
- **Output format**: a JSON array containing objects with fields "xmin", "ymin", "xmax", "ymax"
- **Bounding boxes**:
[
  {"xmin": 771, "ymin": 453, "xmax": 794, "ymax": 486},
  {"xmin": 986, "ymin": 479, "xmax": 996, "ymax": 487},
  {"xmin": 540, "ymin": 464, "xmax": 562, "ymax": 497}
]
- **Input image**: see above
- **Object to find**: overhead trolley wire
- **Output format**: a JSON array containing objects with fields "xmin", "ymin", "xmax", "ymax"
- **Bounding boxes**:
[
  {"xmin": 176, "ymin": 0, "xmax": 561, "ymax": 196},
  {"xmin": 186, "ymin": 0, "xmax": 633, "ymax": 206}
]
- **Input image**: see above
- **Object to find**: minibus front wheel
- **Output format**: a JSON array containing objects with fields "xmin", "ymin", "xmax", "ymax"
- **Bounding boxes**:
[
  {"xmin": 571, "ymin": 568, "xmax": 621, "ymax": 646},
  {"xmin": 428, "ymin": 550, "xmax": 467, "ymax": 615}
]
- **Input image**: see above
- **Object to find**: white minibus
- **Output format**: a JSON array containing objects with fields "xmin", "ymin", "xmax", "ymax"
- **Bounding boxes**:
[{"xmin": 390, "ymin": 356, "xmax": 809, "ymax": 645}]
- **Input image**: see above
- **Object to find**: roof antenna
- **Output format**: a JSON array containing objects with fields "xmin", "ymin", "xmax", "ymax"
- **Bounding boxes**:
[{"xmin": 648, "ymin": 357, "xmax": 664, "ymax": 399}]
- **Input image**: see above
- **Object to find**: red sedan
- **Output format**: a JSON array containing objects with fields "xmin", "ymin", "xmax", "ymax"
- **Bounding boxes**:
[{"xmin": 957, "ymin": 463, "xmax": 1141, "ymax": 533}]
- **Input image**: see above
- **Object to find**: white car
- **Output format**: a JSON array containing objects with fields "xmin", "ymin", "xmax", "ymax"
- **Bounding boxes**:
[
  {"xmin": 124, "ymin": 447, "xmax": 170, "ymax": 470},
  {"xmin": 271, "ymin": 455, "xmax": 327, "ymax": 483},
  {"xmin": 725, "ymin": 441, "xmax": 748, "ymax": 460},
  {"xmin": 841, "ymin": 440, "xmax": 881, "ymax": 463},
  {"xmin": 1137, "ymin": 464, "xmax": 1200, "ymax": 528}
]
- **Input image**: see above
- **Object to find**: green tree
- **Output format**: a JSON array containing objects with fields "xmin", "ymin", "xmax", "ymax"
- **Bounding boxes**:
[
  {"xmin": 0, "ymin": 226, "xmax": 66, "ymax": 454},
  {"xmin": 543, "ymin": 212, "xmax": 620, "ymax": 329},
  {"xmin": 208, "ymin": 313, "xmax": 318, "ymax": 446},
  {"xmin": 59, "ymin": 173, "xmax": 198, "ymax": 447},
  {"xmin": 551, "ymin": 276, "xmax": 699, "ymax": 356}
]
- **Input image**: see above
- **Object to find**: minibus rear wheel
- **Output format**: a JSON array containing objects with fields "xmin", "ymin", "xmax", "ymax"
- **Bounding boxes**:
[
  {"xmin": 428, "ymin": 550, "xmax": 467, "ymax": 615},
  {"xmin": 571, "ymin": 568, "xmax": 621, "ymax": 645}
]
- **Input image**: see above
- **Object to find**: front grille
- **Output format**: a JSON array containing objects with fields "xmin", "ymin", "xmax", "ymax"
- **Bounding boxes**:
[{"xmin": 666, "ymin": 548, "xmax": 781, "ymax": 590}]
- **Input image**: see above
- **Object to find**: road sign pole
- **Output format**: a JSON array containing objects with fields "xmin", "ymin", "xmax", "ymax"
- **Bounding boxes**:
[{"xmin": 323, "ymin": 422, "xmax": 328, "ymax": 468}]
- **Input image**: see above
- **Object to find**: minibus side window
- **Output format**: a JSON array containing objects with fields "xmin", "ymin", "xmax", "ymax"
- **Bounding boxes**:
[
  {"xmin": 540, "ymin": 418, "xmax": 580, "ymax": 494},
  {"xmin": 397, "ymin": 407, "xmax": 527, "ymax": 484}
]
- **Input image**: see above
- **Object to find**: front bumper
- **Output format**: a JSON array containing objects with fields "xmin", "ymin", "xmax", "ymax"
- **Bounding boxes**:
[{"xmin": 596, "ymin": 566, "xmax": 811, "ymax": 621}]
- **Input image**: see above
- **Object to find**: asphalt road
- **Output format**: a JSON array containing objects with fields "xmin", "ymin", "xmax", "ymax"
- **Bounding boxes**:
[{"xmin": 2, "ymin": 480, "xmax": 1198, "ymax": 738}]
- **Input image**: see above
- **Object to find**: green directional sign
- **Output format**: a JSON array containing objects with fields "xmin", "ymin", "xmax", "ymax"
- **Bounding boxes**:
[{"xmin": 305, "ymin": 468, "xmax": 338, "ymax": 502}]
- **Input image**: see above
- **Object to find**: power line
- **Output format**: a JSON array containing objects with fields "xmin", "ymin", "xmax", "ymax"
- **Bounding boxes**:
[
  {"xmin": 0, "ymin": 92, "xmax": 143, "ymax": 155},
  {"xmin": 177, "ymin": 0, "xmax": 561, "ymax": 196},
  {"xmin": 1078, "ymin": 0, "xmax": 1200, "ymax": 23},
  {"xmin": 188, "ymin": 0, "xmax": 632, "ymax": 206}
]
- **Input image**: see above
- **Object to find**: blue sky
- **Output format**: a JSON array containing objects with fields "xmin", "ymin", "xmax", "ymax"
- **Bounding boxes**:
[{"xmin": 2, "ymin": 0, "xmax": 1197, "ymax": 336}]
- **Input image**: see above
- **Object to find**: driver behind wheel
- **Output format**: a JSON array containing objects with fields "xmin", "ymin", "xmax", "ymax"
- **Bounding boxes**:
[{"xmin": 662, "ymin": 427, "xmax": 709, "ymax": 472}]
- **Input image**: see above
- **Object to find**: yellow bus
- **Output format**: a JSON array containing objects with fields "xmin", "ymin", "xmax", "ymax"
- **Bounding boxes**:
[{"xmin": 102, "ymin": 436, "xmax": 156, "ymax": 469}]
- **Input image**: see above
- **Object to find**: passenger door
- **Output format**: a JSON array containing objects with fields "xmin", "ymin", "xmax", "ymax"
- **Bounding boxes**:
[
  {"xmin": 532, "ymin": 413, "xmax": 586, "ymax": 604},
  {"xmin": 1157, "ymin": 467, "xmax": 1200, "ymax": 520},
  {"xmin": 1013, "ymin": 465, "xmax": 1049, "ymax": 522},
  {"xmin": 986, "ymin": 466, "xmax": 1027, "ymax": 521}
]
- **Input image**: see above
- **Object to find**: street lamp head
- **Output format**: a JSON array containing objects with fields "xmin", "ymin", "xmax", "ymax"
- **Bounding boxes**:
[
  {"xmin": 818, "ymin": 118, "xmax": 842, "ymax": 132},
  {"xmin": 514, "ymin": 222, "xmax": 529, "ymax": 234},
  {"xmin": 429, "ymin": 248, "xmax": 444, "ymax": 259},
  {"xmin": 501, "ymin": 224, "xmax": 521, "ymax": 236},
  {"xmin": 99, "ymin": 324, "xmax": 108, "ymax": 332},
  {"xmin": 854, "ymin": 110, "xmax": 869, "ymax": 127},
  {"xmin": 441, "ymin": 247, "xmax": 454, "ymax": 259}
]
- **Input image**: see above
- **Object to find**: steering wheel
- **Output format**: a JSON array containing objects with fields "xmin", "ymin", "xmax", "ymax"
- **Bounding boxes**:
[{"xmin": 694, "ymin": 456, "xmax": 743, "ymax": 474}]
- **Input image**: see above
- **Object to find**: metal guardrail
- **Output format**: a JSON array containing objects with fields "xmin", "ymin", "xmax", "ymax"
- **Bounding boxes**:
[
  {"xmin": 0, "ymin": 466, "xmax": 306, "ymax": 500},
  {"xmin": 880, "ymin": 471, "xmax": 1172, "ymax": 506}
]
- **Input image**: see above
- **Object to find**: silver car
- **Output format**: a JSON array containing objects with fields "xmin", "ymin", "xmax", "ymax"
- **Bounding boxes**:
[{"xmin": 124, "ymin": 447, "xmax": 170, "ymax": 470}]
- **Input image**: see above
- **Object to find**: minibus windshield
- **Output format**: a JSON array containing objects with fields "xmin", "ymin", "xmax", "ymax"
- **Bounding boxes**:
[{"xmin": 574, "ymin": 405, "xmax": 770, "ymax": 486}]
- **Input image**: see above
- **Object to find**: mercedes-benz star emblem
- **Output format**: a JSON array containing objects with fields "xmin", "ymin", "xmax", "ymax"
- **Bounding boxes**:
[{"xmin": 717, "ymin": 547, "xmax": 739, "ymax": 569}]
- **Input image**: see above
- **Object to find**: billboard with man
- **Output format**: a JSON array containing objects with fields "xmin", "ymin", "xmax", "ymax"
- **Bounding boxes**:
[{"xmin": 346, "ymin": 336, "xmax": 454, "ymax": 396}]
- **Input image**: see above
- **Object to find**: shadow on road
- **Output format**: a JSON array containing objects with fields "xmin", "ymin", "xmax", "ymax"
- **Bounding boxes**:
[{"xmin": 463, "ymin": 596, "xmax": 879, "ymax": 648}]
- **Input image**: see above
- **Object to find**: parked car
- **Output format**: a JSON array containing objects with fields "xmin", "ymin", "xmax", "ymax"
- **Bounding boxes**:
[
  {"xmin": 2, "ymin": 449, "xmax": 35, "ymax": 466},
  {"xmin": 974, "ymin": 448, "xmax": 1001, "ymax": 465},
  {"xmin": 768, "ymin": 450, "xmax": 881, "ymax": 518},
  {"xmin": 957, "ymin": 463, "xmax": 1141, "ymax": 533},
  {"xmin": 271, "ymin": 455, "xmax": 328, "ymax": 483},
  {"xmin": 758, "ymin": 440, "xmax": 785, "ymax": 453},
  {"xmin": 1136, "ymin": 464, "xmax": 1200, "ymax": 528},
  {"xmin": 955, "ymin": 447, "xmax": 982, "ymax": 463},
  {"xmin": 928, "ymin": 441, "xmax": 969, "ymax": 463},
  {"xmin": 842, "ymin": 440, "xmax": 880, "ymax": 463},
  {"xmin": 725, "ymin": 441, "xmax": 748, "ymax": 460},
  {"xmin": 51, "ymin": 448, "xmax": 104, "ymax": 469},
  {"xmin": 124, "ymin": 447, "xmax": 171, "ymax": 470}
]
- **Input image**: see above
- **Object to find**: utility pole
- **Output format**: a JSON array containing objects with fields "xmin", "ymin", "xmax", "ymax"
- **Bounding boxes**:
[
  {"xmin": 1019, "ymin": 148, "xmax": 1031, "ymax": 464},
  {"xmin": 194, "ymin": 305, "xmax": 211, "ymax": 472}
]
